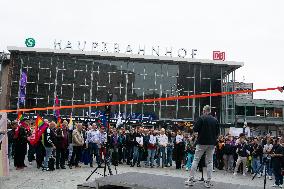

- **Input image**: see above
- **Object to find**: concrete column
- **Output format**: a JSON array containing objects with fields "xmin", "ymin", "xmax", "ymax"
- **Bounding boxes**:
[{"xmin": 0, "ymin": 59, "xmax": 13, "ymax": 110}]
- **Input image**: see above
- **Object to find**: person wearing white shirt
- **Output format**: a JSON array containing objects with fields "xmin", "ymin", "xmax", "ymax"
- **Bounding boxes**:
[
  {"xmin": 98, "ymin": 127, "xmax": 107, "ymax": 164},
  {"xmin": 156, "ymin": 128, "xmax": 168, "ymax": 168},
  {"xmin": 146, "ymin": 129, "xmax": 157, "ymax": 168},
  {"xmin": 85, "ymin": 123, "xmax": 101, "ymax": 167}
]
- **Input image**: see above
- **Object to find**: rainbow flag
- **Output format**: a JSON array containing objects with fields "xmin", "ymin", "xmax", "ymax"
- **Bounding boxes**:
[
  {"xmin": 29, "ymin": 115, "xmax": 47, "ymax": 146},
  {"xmin": 17, "ymin": 111, "xmax": 24, "ymax": 122},
  {"xmin": 57, "ymin": 117, "xmax": 62, "ymax": 128},
  {"xmin": 35, "ymin": 115, "xmax": 45, "ymax": 130}
]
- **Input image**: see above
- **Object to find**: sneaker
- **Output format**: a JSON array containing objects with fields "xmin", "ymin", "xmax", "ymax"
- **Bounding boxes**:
[
  {"xmin": 271, "ymin": 184, "xmax": 279, "ymax": 187},
  {"xmin": 185, "ymin": 178, "xmax": 194, "ymax": 186},
  {"xmin": 257, "ymin": 174, "xmax": 261, "ymax": 178},
  {"xmin": 233, "ymin": 172, "xmax": 237, "ymax": 176},
  {"xmin": 269, "ymin": 176, "xmax": 273, "ymax": 180},
  {"xmin": 186, "ymin": 167, "xmax": 189, "ymax": 171},
  {"xmin": 29, "ymin": 162, "xmax": 32, "ymax": 165},
  {"xmin": 243, "ymin": 173, "xmax": 246, "ymax": 176},
  {"xmin": 204, "ymin": 181, "xmax": 211, "ymax": 188},
  {"xmin": 279, "ymin": 185, "xmax": 283, "ymax": 188},
  {"xmin": 42, "ymin": 167, "xmax": 50, "ymax": 171}
]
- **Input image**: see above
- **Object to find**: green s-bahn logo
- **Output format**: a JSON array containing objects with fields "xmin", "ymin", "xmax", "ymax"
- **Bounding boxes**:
[{"xmin": 25, "ymin": 38, "xmax": 36, "ymax": 47}]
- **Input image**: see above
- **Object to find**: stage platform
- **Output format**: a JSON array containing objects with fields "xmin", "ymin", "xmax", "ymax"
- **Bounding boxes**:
[{"xmin": 77, "ymin": 172, "xmax": 263, "ymax": 189}]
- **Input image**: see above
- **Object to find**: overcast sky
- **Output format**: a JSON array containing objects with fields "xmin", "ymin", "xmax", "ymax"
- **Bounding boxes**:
[{"xmin": 1, "ymin": 0, "xmax": 283, "ymax": 100}]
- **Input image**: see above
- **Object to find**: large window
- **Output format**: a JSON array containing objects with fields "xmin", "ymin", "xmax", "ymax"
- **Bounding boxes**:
[
  {"xmin": 256, "ymin": 107, "xmax": 265, "ymax": 117},
  {"xmin": 274, "ymin": 108, "xmax": 283, "ymax": 118},
  {"xmin": 265, "ymin": 107, "xmax": 274, "ymax": 117},
  {"xmin": 246, "ymin": 106, "xmax": 255, "ymax": 116},
  {"xmin": 236, "ymin": 105, "xmax": 245, "ymax": 115}
]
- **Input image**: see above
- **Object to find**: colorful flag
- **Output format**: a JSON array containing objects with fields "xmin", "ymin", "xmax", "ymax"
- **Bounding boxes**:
[
  {"xmin": 35, "ymin": 115, "xmax": 45, "ymax": 130},
  {"xmin": 18, "ymin": 71, "xmax": 27, "ymax": 105},
  {"xmin": 57, "ymin": 117, "xmax": 62, "ymax": 128},
  {"xmin": 17, "ymin": 111, "xmax": 24, "ymax": 122},
  {"xmin": 29, "ymin": 115, "xmax": 48, "ymax": 146}
]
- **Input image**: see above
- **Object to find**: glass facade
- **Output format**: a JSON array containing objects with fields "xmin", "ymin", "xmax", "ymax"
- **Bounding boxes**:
[
  {"xmin": 236, "ymin": 105, "xmax": 284, "ymax": 118},
  {"xmin": 8, "ymin": 51, "xmax": 238, "ymax": 122}
]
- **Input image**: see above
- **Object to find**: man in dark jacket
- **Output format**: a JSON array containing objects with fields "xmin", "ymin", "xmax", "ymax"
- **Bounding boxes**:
[
  {"xmin": 125, "ymin": 128, "xmax": 135, "ymax": 165},
  {"xmin": 14, "ymin": 122, "xmax": 28, "ymax": 170},
  {"xmin": 186, "ymin": 105, "xmax": 219, "ymax": 188},
  {"xmin": 118, "ymin": 128, "xmax": 127, "ymax": 164},
  {"xmin": 55, "ymin": 120, "xmax": 68, "ymax": 169}
]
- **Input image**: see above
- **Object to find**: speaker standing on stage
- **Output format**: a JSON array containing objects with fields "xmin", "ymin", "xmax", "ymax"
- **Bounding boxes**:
[{"xmin": 185, "ymin": 105, "xmax": 220, "ymax": 188}]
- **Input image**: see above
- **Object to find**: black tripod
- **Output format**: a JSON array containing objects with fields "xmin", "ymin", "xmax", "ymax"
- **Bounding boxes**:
[
  {"xmin": 86, "ymin": 93, "xmax": 118, "ymax": 181},
  {"xmin": 252, "ymin": 157, "xmax": 270, "ymax": 189}
]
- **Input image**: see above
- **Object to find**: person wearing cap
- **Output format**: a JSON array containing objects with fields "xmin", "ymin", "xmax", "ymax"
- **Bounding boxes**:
[
  {"xmin": 233, "ymin": 133, "xmax": 250, "ymax": 176},
  {"xmin": 185, "ymin": 105, "xmax": 220, "ymax": 188}
]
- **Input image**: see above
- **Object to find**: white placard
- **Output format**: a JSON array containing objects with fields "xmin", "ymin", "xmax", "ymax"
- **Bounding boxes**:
[{"xmin": 229, "ymin": 127, "xmax": 250, "ymax": 137}]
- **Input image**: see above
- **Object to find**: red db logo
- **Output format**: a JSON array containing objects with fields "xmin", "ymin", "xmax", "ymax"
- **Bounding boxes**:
[{"xmin": 213, "ymin": 51, "xmax": 225, "ymax": 61}]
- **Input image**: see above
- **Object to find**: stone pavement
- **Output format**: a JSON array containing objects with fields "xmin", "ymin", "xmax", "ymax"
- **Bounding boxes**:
[{"xmin": 0, "ymin": 163, "xmax": 272, "ymax": 189}]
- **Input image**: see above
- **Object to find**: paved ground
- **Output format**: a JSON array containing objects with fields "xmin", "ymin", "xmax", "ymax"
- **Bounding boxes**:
[
  {"xmin": 82, "ymin": 172, "xmax": 264, "ymax": 189},
  {"xmin": 0, "ymin": 162, "xmax": 273, "ymax": 189}
]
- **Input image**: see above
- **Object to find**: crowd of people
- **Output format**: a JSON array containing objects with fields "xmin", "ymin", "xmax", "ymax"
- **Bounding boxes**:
[{"xmin": 5, "ymin": 112, "xmax": 284, "ymax": 188}]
